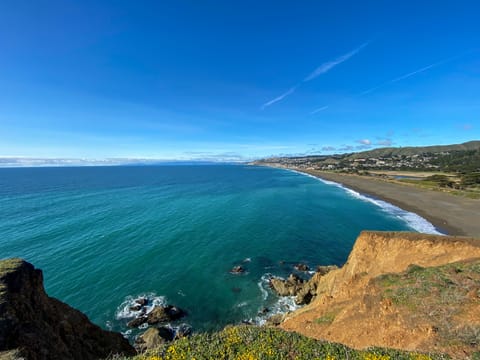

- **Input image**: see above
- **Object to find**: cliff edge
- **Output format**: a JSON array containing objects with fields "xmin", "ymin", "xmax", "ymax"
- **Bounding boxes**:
[
  {"xmin": 280, "ymin": 231, "xmax": 480, "ymax": 358},
  {"xmin": 0, "ymin": 258, "xmax": 136, "ymax": 360}
]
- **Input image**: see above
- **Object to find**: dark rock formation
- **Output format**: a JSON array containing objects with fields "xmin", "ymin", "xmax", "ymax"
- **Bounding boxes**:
[
  {"xmin": 294, "ymin": 263, "xmax": 310, "ymax": 272},
  {"xmin": 270, "ymin": 266, "xmax": 339, "ymax": 305},
  {"xmin": 127, "ymin": 316, "xmax": 148, "ymax": 328},
  {"xmin": 147, "ymin": 305, "xmax": 186, "ymax": 325},
  {"xmin": 0, "ymin": 258, "xmax": 136, "ymax": 360},
  {"xmin": 135, "ymin": 298, "xmax": 148, "ymax": 306}
]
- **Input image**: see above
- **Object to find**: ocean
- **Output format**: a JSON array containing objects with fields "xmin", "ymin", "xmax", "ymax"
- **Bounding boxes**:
[{"xmin": 0, "ymin": 165, "xmax": 439, "ymax": 338}]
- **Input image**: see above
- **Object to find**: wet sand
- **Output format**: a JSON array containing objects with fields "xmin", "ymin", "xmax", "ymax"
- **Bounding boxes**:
[{"xmin": 298, "ymin": 169, "xmax": 480, "ymax": 237}]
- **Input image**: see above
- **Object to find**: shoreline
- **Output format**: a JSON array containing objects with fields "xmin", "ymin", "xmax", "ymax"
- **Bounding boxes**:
[{"xmin": 264, "ymin": 165, "xmax": 480, "ymax": 237}]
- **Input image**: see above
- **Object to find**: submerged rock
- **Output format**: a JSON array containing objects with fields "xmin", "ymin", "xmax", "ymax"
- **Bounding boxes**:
[
  {"xmin": 0, "ymin": 258, "xmax": 136, "ymax": 360},
  {"xmin": 230, "ymin": 265, "xmax": 245, "ymax": 274}
]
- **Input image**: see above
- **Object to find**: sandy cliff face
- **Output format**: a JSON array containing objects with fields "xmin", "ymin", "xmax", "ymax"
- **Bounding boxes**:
[
  {"xmin": 280, "ymin": 231, "xmax": 480, "ymax": 358},
  {"xmin": 0, "ymin": 258, "xmax": 136, "ymax": 360}
]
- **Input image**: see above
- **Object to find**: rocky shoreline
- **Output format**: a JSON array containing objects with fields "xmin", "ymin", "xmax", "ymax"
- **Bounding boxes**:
[{"xmin": 3, "ymin": 231, "xmax": 479, "ymax": 359}]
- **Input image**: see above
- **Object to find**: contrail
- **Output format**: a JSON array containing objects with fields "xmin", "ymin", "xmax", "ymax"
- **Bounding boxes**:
[
  {"xmin": 304, "ymin": 42, "xmax": 369, "ymax": 82},
  {"xmin": 262, "ymin": 42, "xmax": 369, "ymax": 109}
]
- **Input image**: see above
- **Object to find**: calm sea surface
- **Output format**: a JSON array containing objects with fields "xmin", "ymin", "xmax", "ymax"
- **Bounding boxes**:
[{"xmin": 0, "ymin": 165, "xmax": 439, "ymax": 337}]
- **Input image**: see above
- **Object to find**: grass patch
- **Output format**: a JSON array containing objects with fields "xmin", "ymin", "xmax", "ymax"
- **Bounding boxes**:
[
  {"xmin": 376, "ymin": 259, "xmax": 480, "ymax": 352},
  {"xmin": 314, "ymin": 312, "xmax": 337, "ymax": 325},
  {"xmin": 116, "ymin": 325, "xmax": 449, "ymax": 360}
]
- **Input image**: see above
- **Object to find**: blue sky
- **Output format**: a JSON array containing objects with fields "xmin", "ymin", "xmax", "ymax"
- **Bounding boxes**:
[{"xmin": 0, "ymin": 1, "xmax": 479, "ymax": 162}]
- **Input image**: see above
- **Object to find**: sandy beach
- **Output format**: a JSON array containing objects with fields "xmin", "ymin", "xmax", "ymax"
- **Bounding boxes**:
[{"xmin": 296, "ymin": 169, "xmax": 480, "ymax": 237}]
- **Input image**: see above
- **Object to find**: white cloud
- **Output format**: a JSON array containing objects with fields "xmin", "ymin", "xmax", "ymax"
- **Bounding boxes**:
[{"xmin": 357, "ymin": 139, "xmax": 371, "ymax": 145}]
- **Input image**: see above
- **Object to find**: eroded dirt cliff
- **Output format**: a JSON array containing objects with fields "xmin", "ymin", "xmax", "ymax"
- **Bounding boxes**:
[{"xmin": 280, "ymin": 231, "xmax": 480, "ymax": 359}]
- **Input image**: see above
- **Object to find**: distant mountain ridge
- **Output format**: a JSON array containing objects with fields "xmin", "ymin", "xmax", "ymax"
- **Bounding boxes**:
[{"xmin": 346, "ymin": 140, "xmax": 480, "ymax": 160}]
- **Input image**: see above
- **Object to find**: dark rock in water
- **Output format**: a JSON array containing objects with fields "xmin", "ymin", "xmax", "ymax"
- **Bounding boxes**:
[
  {"xmin": 316, "ymin": 265, "xmax": 338, "ymax": 275},
  {"xmin": 259, "ymin": 307, "xmax": 270, "ymax": 315},
  {"xmin": 135, "ymin": 297, "xmax": 148, "ymax": 306},
  {"xmin": 157, "ymin": 326, "xmax": 175, "ymax": 341},
  {"xmin": 127, "ymin": 316, "xmax": 148, "ymax": 328},
  {"xmin": 129, "ymin": 304, "xmax": 142, "ymax": 311},
  {"xmin": 231, "ymin": 287, "xmax": 242, "ymax": 293},
  {"xmin": 175, "ymin": 324, "xmax": 193, "ymax": 339},
  {"xmin": 230, "ymin": 265, "xmax": 245, "ymax": 274},
  {"xmin": 0, "ymin": 258, "xmax": 136, "ymax": 360},
  {"xmin": 147, "ymin": 305, "xmax": 186, "ymax": 325},
  {"xmin": 294, "ymin": 263, "xmax": 310, "ymax": 272}
]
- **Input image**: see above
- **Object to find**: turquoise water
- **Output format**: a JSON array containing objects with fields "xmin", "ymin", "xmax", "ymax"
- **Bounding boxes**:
[{"xmin": 0, "ymin": 165, "xmax": 438, "ymax": 337}]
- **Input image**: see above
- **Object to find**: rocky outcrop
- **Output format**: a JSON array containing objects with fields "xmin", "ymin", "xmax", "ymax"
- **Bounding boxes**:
[
  {"xmin": 0, "ymin": 258, "xmax": 136, "ymax": 360},
  {"xmin": 280, "ymin": 231, "xmax": 480, "ymax": 359},
  {"xmin": 127, "ymin": 305, "xmax": 187, "ymax": 328},
  {"xmin": 270, "ymin": 266, "xmax": 338, "ymax": 305},
  {"xmin": 269, "ymin": 274, "xmax": 305, "ymax": 297},
  {"xmin": 134, "ymin": 327, "xmax": 173, "ymax": 352}
]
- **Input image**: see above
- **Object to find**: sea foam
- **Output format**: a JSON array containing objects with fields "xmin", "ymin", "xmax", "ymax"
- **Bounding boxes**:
[{"xmin": 115, "ymin": 292, "xmax": 166, "ymax": 320}]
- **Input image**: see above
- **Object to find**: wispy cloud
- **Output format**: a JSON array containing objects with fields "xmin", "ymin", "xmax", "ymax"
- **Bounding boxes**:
[
  {"xmin": 310, "ymin": 105, "xmax": 329, "ymax": 114},
  {"xmin": 303, "ymin": 42, "xmax": 369, "ymax": 82},
  {"xmin": 262, "ymin": 42, "xmax": 369, "ymax": 109},
  {"xmin": 261, "ymin": 86, "xmax": 298, "ymax": 109},
  {"xmin": 376, "ymin": 139, "xmax": 393, "ymax": 146},
  {"xmin": 311, "ymin": 51, "xmax": 470, "ymax": 114},
  {"xmin": 358, "ymin": 53, "xmax": 469, "ymax": 97}
]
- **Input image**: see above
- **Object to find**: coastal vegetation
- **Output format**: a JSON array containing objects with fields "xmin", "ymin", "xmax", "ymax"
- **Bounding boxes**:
[{"xmin": 120, "ymin": 325, "xmax": 448, "ymax": 360}]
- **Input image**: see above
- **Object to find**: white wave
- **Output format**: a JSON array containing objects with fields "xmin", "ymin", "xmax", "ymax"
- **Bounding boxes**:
[
  {"xmin": 236, "ymin": 301, "xmax": 249, "ymax": 308},
  {"xmin": 258, "ymin": 273, "xmax": 272, "ymax": 301},
  {"xmin": 254, "ymin": 295, "xmax": 301, "ymax": 326},
  {"xmin": 115, "ymin": 292, "xmax": 166, "ymax": 320},
  {"xmin": 253, "ymin": 273, "xmax": 303, "ymax": 326},
  {"xmin": 289, "ymin": 169, "xmax": 442, "ymax": 235}
]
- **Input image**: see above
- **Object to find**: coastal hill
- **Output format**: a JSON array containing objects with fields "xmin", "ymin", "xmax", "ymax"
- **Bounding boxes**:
[
  {"xmin": 345, "ymin": 140, "xmax": 480, "ymax": 159},
  {"xmin": 253, "ymin": 140, "xmax": 480, "ymax": 173}
]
